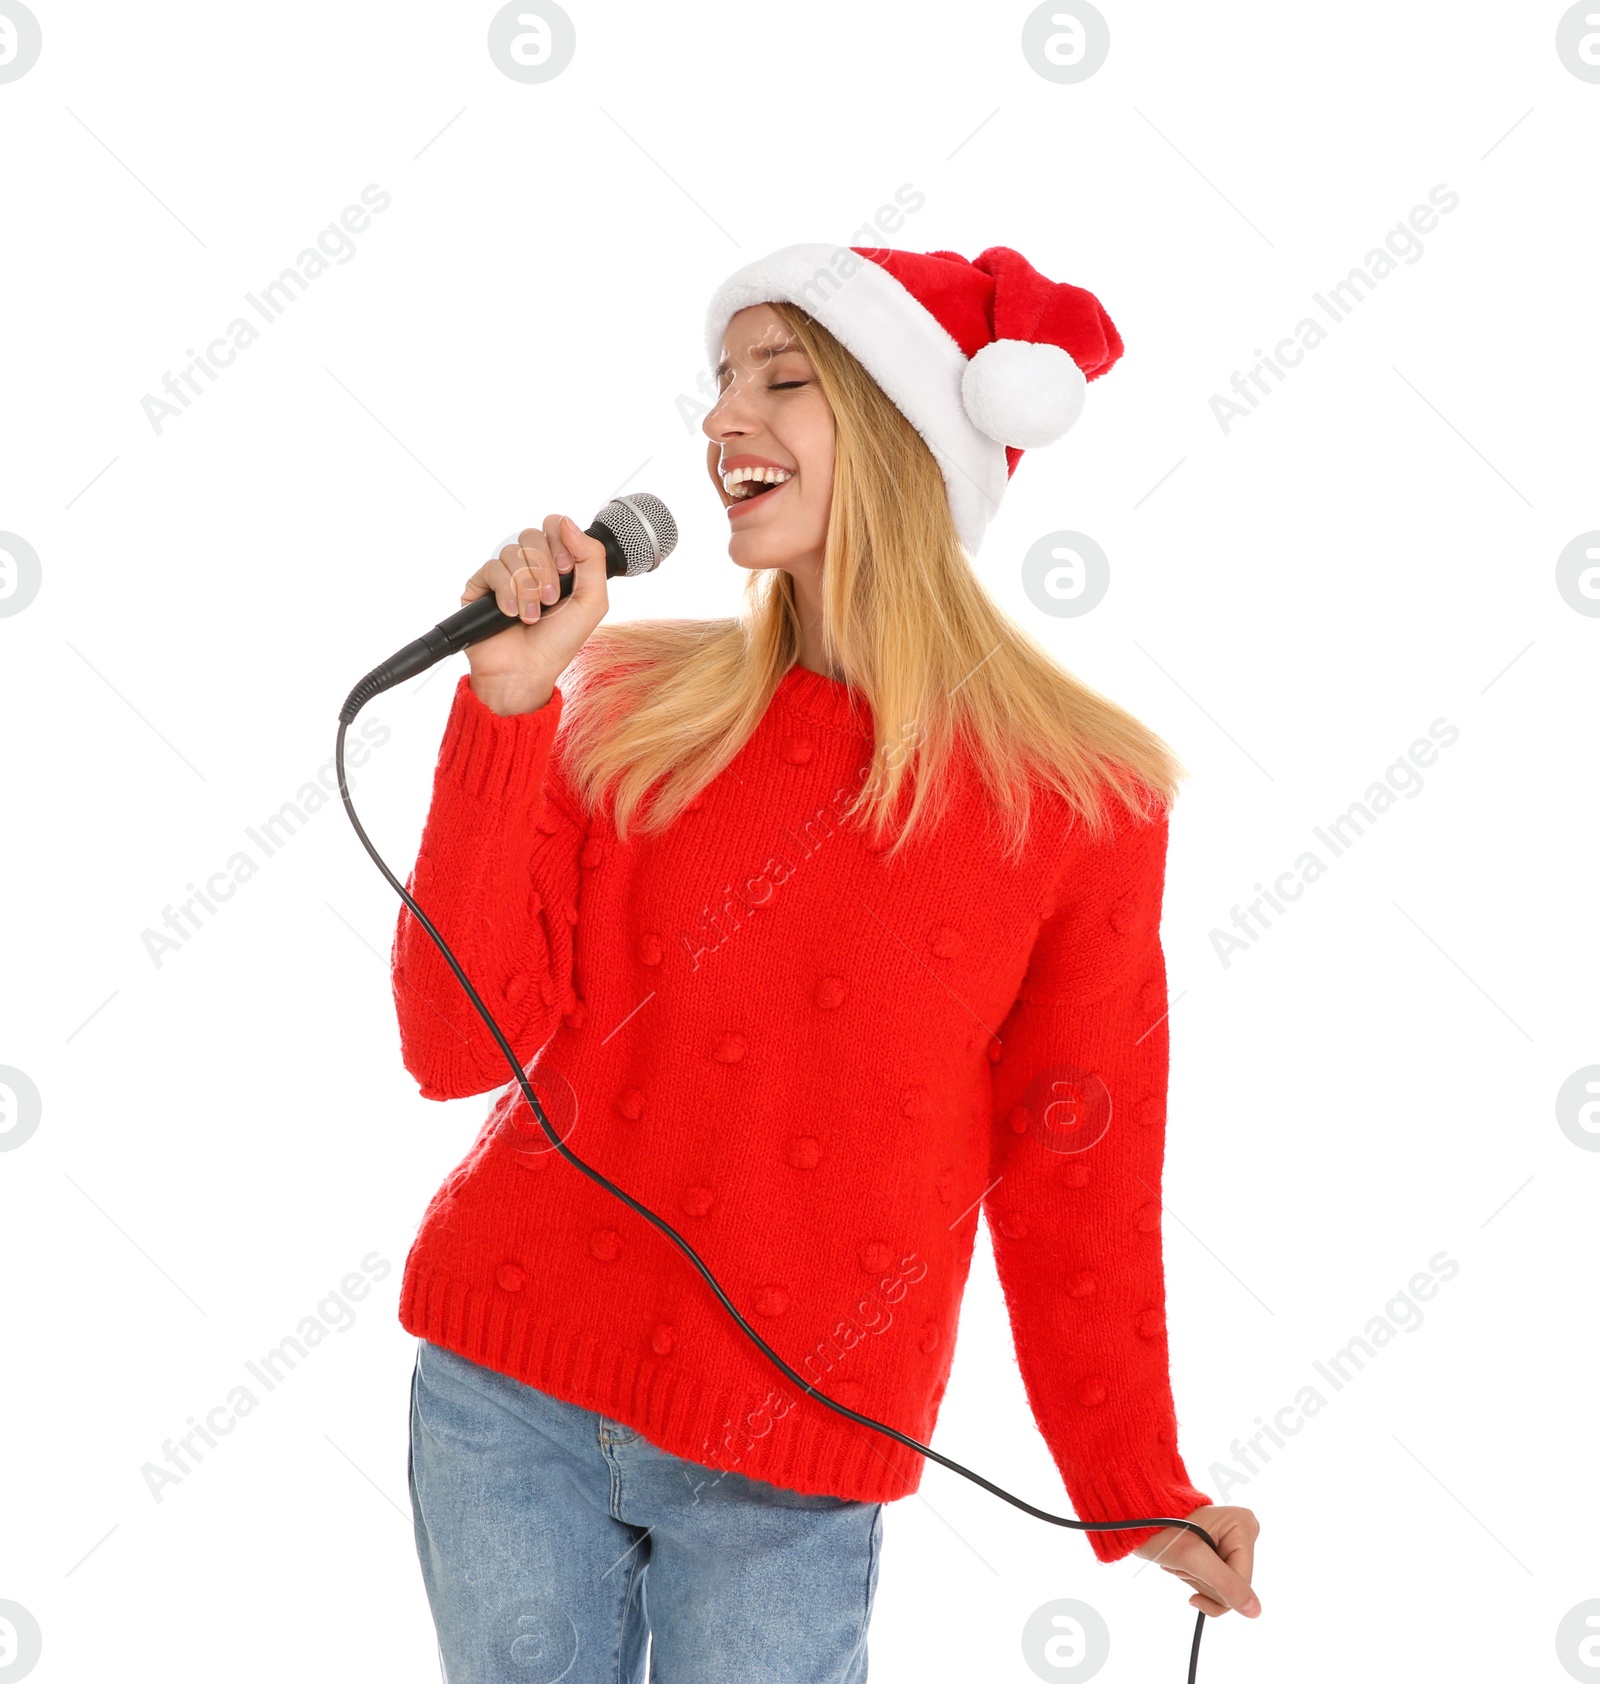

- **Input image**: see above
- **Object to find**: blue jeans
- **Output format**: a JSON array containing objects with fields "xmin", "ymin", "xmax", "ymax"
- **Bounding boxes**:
[{"xmin": 407, "ymin": 1338, "xmax": 886, "ymax": 1682}]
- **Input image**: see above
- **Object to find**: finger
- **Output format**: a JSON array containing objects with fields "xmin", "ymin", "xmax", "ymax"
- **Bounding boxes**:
[
  {"xmin": 507, "ymin": 535, "xmax": 554, "ymax": 620},
  {"xmin": 540, "ymin": 514, "xmax": 573, "ymax": 604},
  {"xmin": 1206, "ymin": 1523, "xmax": 1260, "ymax": 1616},
  {"xmin": 1222, "ymin": 1532, "xmax": 1257, "ymax": 1606},
  {"xmin": 460, "ymin": 559, "xmax": 500, "ymax": 610},
  {"xmin": 555, "ymin": 514, "xmax": 608, "ymax": 598},
  {"xmin": 465, "ymin": 557, "xmax": 524, "ymax": 619},
  {"xmin": 1166, "ymin": 1534, "xmax": 1261, "ymax": 1619}
]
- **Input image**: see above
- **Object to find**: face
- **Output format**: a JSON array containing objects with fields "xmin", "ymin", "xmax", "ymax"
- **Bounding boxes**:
[{"xmin": 703, "ymin": 304, "xmax": 836, "ymax": 577}]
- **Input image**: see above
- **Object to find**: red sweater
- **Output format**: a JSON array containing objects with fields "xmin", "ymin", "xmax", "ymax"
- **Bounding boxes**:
[{"xmin": 391, "ymin": 661, "xmax": 1212, "ymax": 1562}]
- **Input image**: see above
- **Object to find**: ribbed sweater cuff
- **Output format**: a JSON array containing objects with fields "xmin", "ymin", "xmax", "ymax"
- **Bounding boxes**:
[
  {"xmin": 436, "ymin": 672, "xmax": 566, "ymax": 813},
  {"xmin": 1069, "ymin": 1457, "xmax": 1214, "ymax": 1564}
]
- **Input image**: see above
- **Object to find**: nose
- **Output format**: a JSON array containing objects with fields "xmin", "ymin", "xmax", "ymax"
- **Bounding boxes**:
[{"xmin": 701, "ymin": 360, "xmax": 756, "ymax": 445}]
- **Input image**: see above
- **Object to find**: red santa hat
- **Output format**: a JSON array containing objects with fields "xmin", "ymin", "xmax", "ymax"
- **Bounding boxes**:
[{"xmin": 704, "ymin": 243, "xmax": 1123, "ymax": 555}]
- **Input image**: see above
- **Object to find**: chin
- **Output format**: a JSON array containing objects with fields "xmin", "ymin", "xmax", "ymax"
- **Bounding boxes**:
[
  {"xmin": 724, "ymin": 522, "xmax": 814, "ymax": 573},
  {"xmin": 726, "ymin": 540, "xmax": 791, "ymax": 573}
]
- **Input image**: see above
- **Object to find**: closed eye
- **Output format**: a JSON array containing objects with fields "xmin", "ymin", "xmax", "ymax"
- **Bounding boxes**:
[{"xmin": 769, "ymin": 380, "xmax": 808, "ymax": 390}]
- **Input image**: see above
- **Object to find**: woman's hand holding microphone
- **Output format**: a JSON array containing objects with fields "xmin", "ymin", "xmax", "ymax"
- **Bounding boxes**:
[{"xmin": 461, "ymin": 513, "xmax": 610, "ymax": 716}]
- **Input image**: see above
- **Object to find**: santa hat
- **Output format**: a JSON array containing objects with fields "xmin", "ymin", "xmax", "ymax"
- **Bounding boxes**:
[{"xmin": 703, "ymin": 243, "xmax": 1123, "ymax": 555}]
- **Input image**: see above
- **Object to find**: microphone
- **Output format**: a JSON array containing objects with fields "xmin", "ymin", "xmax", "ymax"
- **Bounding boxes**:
[{"xmin": 339, "ymin": 493, "xmax": 677, "ymax": 723}]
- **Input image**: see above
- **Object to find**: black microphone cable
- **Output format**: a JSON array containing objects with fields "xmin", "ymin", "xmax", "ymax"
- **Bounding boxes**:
[{"xmin": 336, "ymin": 695, "xmax": 1224, "ymax": 1684}]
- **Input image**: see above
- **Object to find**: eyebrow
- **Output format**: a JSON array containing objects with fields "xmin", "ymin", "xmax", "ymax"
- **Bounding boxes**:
[{"xmin": 714, "ymin": 340, "xmax": 807, "ymax": 381}]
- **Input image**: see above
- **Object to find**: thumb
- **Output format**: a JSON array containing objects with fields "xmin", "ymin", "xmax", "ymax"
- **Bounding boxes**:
[{"xmin": 559, "ymin": 514, "xmax": 607, "ymax": 568}]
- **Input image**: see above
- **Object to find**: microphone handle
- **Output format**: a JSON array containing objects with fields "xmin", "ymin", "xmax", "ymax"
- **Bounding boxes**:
[
  {"xmin": 338, "ymin": 520, "xmax": 623, "ymax": 723},
  {"xmin": 436, "ymin": 548, "xmax": 577, "ymax": 652}
]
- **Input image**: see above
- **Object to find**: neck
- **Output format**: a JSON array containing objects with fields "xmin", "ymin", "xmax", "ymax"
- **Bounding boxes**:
[{"xmin": 787, "ymin": 562, "xmax": 840, "ymax": 680}]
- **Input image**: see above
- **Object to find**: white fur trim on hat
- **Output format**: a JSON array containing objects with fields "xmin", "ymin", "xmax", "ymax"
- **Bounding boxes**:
[
  {"xmin": 962, "ymin": 339, "xmax": 1086, "ymax": 448},
  {"xmin": 704, "ymin": 243, "xmax": 1010, "ymax": 556}
]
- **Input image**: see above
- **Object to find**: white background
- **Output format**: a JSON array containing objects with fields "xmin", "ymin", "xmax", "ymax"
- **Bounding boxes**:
[{"xmin": 2, "ymin": 3, "xmax": 1597, "ymax": 1680}]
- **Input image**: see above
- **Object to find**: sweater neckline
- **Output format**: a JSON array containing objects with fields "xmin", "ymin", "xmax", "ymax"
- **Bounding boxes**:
[{"xmin": 772, "ymin": 661, "xmax": 871, "ymax": 735}]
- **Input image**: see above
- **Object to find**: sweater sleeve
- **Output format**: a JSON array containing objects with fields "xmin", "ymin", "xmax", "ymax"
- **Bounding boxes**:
[
  {"xmin": 390, "ymin": 672, "xmax": 585, "ymax": 1101},
  {"xmin": 982, "ymin": 800, "xmax": 1213, "ymax": 1564}
]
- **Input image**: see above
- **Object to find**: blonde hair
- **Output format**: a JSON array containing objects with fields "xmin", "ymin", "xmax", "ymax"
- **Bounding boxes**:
[{"xmin": 556, "ymin": 300, "xmax": 1185, "ymax": 860}]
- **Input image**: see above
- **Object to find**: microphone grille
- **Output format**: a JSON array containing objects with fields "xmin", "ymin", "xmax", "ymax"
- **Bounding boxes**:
[{"xmin": 596, "ymin": 492, "xmax": 678, "ymax": 576}]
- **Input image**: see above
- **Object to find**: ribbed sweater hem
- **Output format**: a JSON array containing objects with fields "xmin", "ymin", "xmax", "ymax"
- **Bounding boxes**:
[{"xmin": 398, "ymin": 1258, "xmax": 929, "ymax": 1503}]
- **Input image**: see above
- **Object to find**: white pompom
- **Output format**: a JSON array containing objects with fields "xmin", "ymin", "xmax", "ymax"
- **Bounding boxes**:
[{"xmin": 960, "ymin": 339, "xmax": 1087, "ymax": 448}]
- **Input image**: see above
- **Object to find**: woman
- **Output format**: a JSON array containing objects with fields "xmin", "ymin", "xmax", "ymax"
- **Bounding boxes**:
[{"xmin": 393, "ymin": 243, "xmax": 1261, "ymax": 1683}]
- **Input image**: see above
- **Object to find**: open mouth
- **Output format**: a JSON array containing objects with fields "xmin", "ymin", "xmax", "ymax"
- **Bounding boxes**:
[{"xmin": 727, "ymin": 475, "xmax": 792, "ymax": 515}]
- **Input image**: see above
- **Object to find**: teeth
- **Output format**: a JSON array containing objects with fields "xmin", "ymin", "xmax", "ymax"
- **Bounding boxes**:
[{"xmin": 723, "ymin": 465, "xmax": 794, "ymax": 499}]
